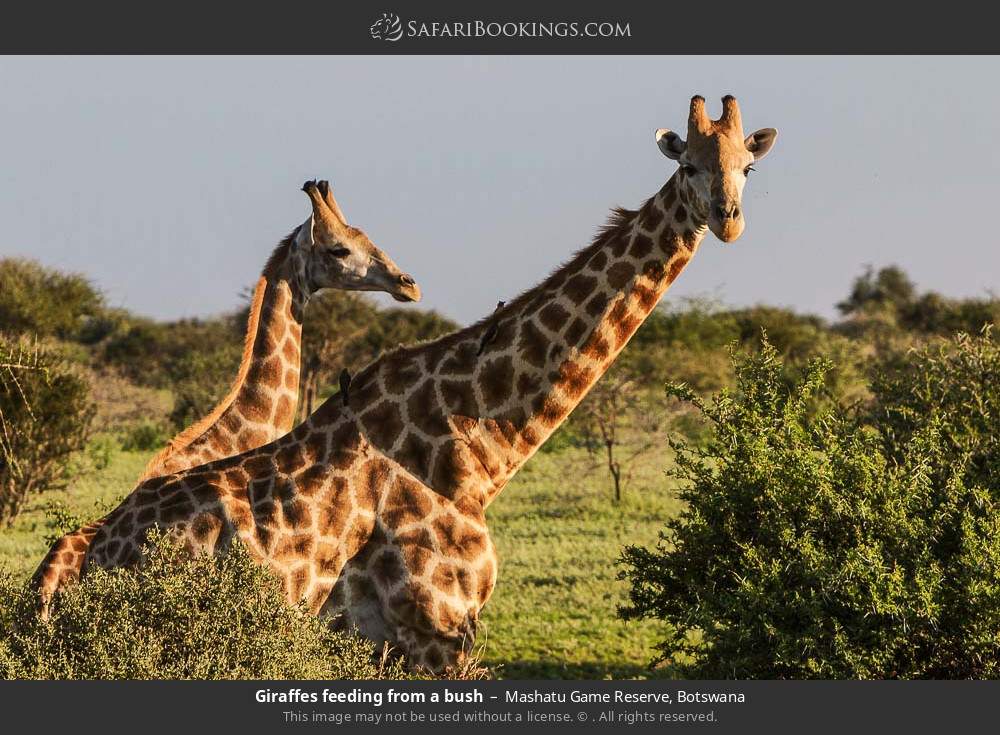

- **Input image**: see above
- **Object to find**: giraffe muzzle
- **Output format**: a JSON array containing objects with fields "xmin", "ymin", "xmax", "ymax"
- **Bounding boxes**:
[
  {"xmin": 709, "ymin": 200, "xmax": 745, "ymax": 243},
  {"xmin": 392, "ymin": 273, "xmax": 422, "ymax": 302}
]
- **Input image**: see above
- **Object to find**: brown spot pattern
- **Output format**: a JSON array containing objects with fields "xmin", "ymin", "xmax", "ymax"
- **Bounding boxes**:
[
  {"xmin": 431, "ymin": 440, "xmax": 470, "ymax": 496},
  {"xmin": 630, "ymin": 233, "xmax": 654, "ymax": 259},
  {"xmin": 552, "ymin": 361, "xmax": 594, "ymax": 399},
  {"xmin": 407, "ymin": 380, "xmax": 451, "ymax": 437},
  {"xmin": 585, "ymin": 292, "xmax": 609, "ymax": 318},
  {"xmin": 562, "ymin": 273, "xmax": 598, "ymax": 305},
  {"xmin": 383, "ymin": 477, "xmax": 433, "ymax": 528},
  {"xmin": 539, "ymin": 303, "xmax": 569, "ymax": 333},
  {"xmin": 606, "ymin": 262, "xmax": 636, "ymax": 289},
  {"xmin": 274, "ymin": 395, "xmax": 294, "ymax": 429},
  {"xmin": 440, "ymin": 379, "xmax": 478, "ymax": 417},
  {"xmin": 641, "ymin": 202, "xmax": 664, "ymax": 231},
  {"xmin": 564, "ymin": 318, "xmax": 589, "ymax": 346},
  {"xmin": 479, "ymin": 357, "xmax": 514, "ymax": 411},
  {"xmin": 517, "ymin": 320, "xmax": 548, "ymax": 368},
  {"xmin": 362, "ymin": 400, "xmax": 405, "ymax": 449},
  {"xmin": 384, "ymin": 361, "xmax": 422, "ymax": 394},
  {"xmin": 397, "ymin": 432, "xmax": 433, "ymax": 480},
  {"xmin": 439, "ymin": 342, "xmax": 478, "ymax": 374},
  {"xmin": 581, "ymin": 333, "xmax": 611, "ymax": 362}
]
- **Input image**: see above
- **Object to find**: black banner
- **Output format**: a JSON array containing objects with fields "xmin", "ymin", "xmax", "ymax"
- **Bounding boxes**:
[
  {"xmin": 0, "ymin": 0, "xmax": 997, "ymax": 54},
  {"xmin": 0, "ymin": 680, "xmax": 996, "ymax": 733}
]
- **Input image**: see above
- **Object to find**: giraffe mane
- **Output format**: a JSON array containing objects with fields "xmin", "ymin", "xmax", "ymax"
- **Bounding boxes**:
[
  {"xmin": 263, "ymin": 228, "xmax": 297, "ymax": 279},
  {"xmin": 138, "ymin": 231, "xmax": 298, "ymax": 481}
]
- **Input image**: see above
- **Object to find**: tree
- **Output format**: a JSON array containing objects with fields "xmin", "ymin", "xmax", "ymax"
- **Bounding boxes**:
[
  {"xmin": 574, "ymin": 362, "xmax": 662, "ymax": 502},
  {"xmin": 836, "ymin": 264, "xmax": 916, "ymax": 316},
  {"xmin": 0, "ymin": 258, "xmax": 105, "ymax": 341}
]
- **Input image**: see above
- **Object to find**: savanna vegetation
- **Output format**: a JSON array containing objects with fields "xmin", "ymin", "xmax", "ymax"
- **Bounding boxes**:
[
  {"xmin": 1, "ymin": 255, "xmax": 999, "ymax": 679},
  {"xmin": 0, "ymin": 530, "xmax": 413, "ymax": 680}
]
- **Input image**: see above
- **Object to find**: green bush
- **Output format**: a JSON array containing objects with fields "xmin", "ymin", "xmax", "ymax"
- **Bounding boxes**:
[
  {"xmin": 619, "ymin": 339, "xmax": 1000, "ymax": 678},
  {"xmin": 628, "ymin": 298, "xmax": 738, "ymax": 393},
  {"xmin": 0, "ymin": 258, "xmax": 106, "ymax": 341},
  {"xmin": 84, "ymin": 434, "xmax": 117, "ymax": 471},
  {"xmin": 120, "ymin": 421, "xmax": 170, "ymax": 453},
  {"xmin": 100, "ymin": 316, "xmax": 243, "ymax": 394},
  {"xmin": 871, "ymin": 330, "xmax": 1000, "ymax": 492},
  {"xmin": 0, "ymin": 533, "xmax": 411, "ymax": 680},
  {"xmin": 40, "ymin": 499, "xmax": 110, "ymax": 546},
  {"xmin": 836, "ymin": 265, "xmax": 1000, "ymax": 338},
  {"xmin": 167, "ymin": 349, "xmax": 243, "ymax": 432},
  {"xmin": 0, "ymin": 339, "xmax": 94, "ymax": 523},
  {"xmin": 338, "ymin": 303, "xmax": 459, "ymax": 379}
]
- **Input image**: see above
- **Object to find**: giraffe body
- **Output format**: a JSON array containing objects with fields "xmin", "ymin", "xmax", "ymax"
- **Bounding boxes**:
[{"xmin": 40, "ymin": 97, "xmax": 777, "ymax": 672}]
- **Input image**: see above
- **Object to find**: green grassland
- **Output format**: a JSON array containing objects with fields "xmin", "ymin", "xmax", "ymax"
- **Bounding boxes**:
[
  {"xmin": 482, "ymin": 446, "xmax": 682, "ymax": 679},
  {"xmin": 0, "ymin": 436, "xmax": 681, "ymax": 680}
]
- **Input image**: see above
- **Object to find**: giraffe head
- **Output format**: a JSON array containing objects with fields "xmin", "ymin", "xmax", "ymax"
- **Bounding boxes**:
[
  {"xmin": 655, "ymin": 95, "xmax": 777, "ymax": 243},
  {"xmin": 297, "ymin": 180, "xmax": 421, "ymax": 302}
]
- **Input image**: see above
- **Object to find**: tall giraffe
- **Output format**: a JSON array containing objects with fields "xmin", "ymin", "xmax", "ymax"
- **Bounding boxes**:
[
  {"xmin": 31, "ymin": 179, "xmax": 420, "ymax": 610},
  {"xmin": 42, "ymin": 96, "xmax": 776, "ymax": 672}
]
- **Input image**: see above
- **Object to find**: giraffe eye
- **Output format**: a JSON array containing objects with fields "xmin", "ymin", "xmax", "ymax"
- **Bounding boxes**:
[
  {"xmin": 744, "ymin": 165, "xmax": 756, "ymax": 176},
  {"xmin": 329, "ymin": 247, "xmax": 351, "ymax": 258},
  {"xmin": 680, "ymin": 163, "xmax": 697, "ymax": 176}
]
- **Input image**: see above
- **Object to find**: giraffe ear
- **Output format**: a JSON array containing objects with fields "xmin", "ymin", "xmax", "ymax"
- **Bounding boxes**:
[
  {"xmin": 656, "ymin": 129, "xmax": 686, "ymax": 160},
  {"xmin": 296, "ymin": 215, "xmax": 318, "ymax": 248},
  {"xmin": 745, "ymin": 128, "xmax": 778, "ymax": 161}
]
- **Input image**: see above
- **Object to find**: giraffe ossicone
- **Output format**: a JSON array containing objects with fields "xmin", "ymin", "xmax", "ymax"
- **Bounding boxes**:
[{"xmin": 34, "ymin": 96, "xmax": 776, "ymax": 674}]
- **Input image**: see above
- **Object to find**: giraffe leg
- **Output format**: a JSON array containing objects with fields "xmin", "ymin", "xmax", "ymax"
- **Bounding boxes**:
[
  {"xmin": 29, "ymin": 519, "xmax": 106, "ymax": 619},
  {"xmin": 321, "ymin": 542, "xmax": 393, "ymax": 647},
  {"xmin": 390, "ymin": 533, "xmax": 497, "ymax": 674},
  {"xmin": 362, "ymin": 487, "xmax": 498, "ymax": 674}
]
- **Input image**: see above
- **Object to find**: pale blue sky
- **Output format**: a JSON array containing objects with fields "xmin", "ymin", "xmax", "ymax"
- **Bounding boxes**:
[{"xmin": 2, "ymin": 56, "xmax": 998, "ymax": 324}]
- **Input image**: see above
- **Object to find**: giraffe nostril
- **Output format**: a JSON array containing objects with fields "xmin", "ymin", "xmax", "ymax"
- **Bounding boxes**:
[
  {"xmin": 715, "ymin": 203, "xmax": 738, "ymax": 220},
  {"xmin": 399, "ymin": 274, "xmax": 415, "ymax": 287}
]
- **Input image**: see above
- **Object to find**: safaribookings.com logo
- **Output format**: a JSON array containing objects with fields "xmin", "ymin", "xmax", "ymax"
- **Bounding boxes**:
[
  {"xmin": 370, "ymin": 13, "xmax": 404, "ymax": 41},
  {"xmin": 369, "ymin": 13, "xmax": 630, "ymax": 42}
]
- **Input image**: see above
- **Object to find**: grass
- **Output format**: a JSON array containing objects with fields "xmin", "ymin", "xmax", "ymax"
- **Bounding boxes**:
[
  {"xmin": 481, "ymin": 445, "xmax": 683, "ymax": 678},
  {"xmin": 0, "ymin": 435, "xmax": 684, "ymax": 680}
]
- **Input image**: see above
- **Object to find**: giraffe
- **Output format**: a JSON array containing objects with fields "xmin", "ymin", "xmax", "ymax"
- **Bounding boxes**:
[
  {"xmin": 31, "ymin": 179, "xmax": 421, "ymax": 611},
  {"xmin": 139, "ymin": 179, "xmax": 421, "ymax": 481},
  {"xmin": 38, "ymin": 96, "xmax": 776, "ymax": 673}
]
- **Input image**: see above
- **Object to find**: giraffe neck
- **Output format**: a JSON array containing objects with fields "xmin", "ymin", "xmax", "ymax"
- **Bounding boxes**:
[
  {"xmin": 226, "ymin": 271, "xmax": 305, "ymax": 434},
  {"xmin": 139, "ymin": 237, "xmax": 308, "ymax": 480},
  {"xmin": 341, "ymin": 174, "xmax": 706, "ymax": 506},
  {"xmin": 473, "ymin": 175, "xmax": 706, "ymax": 501}
]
